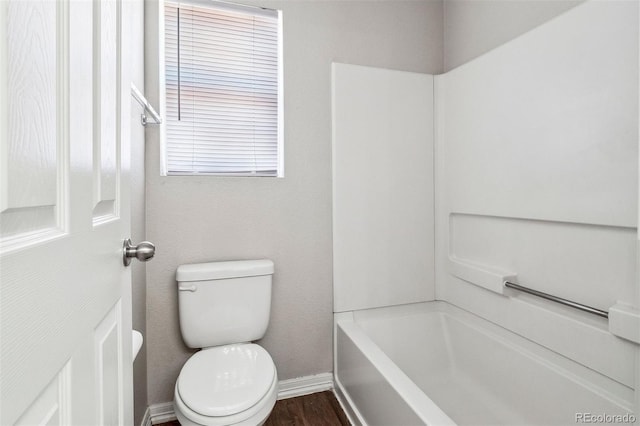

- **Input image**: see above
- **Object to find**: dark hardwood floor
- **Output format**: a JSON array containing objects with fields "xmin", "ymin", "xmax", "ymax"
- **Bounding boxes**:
[
  {"xmin": 264, "ymin": 391, "xmax": 350, "ymax": 426},
  {"xmin": 156, "ymin": 391, "xmax": 351, "ymax": 426}
]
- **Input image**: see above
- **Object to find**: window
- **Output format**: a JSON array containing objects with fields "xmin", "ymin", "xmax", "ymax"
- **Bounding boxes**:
[{"xmin": 163, "ymin": 1, "xmax": 282, "ymax": 176}]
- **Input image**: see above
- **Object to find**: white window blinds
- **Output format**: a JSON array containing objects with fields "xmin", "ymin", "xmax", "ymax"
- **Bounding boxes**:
[{"xmin": 164, "ymin": 1, "xmax": 282, "ymax": 176}]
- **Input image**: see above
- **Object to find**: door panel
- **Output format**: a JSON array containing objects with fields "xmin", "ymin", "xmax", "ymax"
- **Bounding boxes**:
[
  {"xmin": 95, "ymin": 302, "xmax": 124, "ymax": 426},
  {"xmin": 93, "ymin": 0, "xmax": 119, "ymax": 224},
  {"xmin": 1, "ymin": 0, "xmax": 66, "ymax": 251},
  {"xmin": 0, "ymin": 0, "xmax": 134, "ymax": 424},
  {"xmin": 14, "ymin": 362, "xmax": 72, "ymax": 426}
]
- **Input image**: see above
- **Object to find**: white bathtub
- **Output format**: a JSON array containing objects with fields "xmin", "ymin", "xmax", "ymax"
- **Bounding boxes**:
[{"xmin": 334, "ymin": 302, "xmax": 634, "ymax": 426}]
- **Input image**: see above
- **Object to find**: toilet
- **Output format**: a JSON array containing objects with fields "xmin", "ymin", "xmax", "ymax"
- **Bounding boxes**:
[{"xmin": 174, "ymin": 259, "xmax": 278, "ymax": 426}]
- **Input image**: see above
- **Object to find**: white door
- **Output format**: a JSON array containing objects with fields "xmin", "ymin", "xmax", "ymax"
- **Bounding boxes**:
[{"xmin": 0, "ymin": 0, "xmax": 137, "ymax": 424}]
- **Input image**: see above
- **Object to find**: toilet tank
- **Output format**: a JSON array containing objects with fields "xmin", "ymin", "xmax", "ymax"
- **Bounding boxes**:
[{"xmin": 177, "ymin": 259, "xmax": 274, "ymax": 349}]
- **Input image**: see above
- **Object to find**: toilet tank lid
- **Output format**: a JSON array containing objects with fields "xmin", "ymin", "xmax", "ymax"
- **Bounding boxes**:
[{"xmin": 176, "ymin": 259, "xmax": 274, "ymax": 282}]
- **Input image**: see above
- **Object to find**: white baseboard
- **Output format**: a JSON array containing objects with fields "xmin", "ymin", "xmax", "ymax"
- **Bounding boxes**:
[
  {"xmin": 277, "ymin": 372, "xmax": 334, "ymax": 400},
  {"xmin": 148, "ymin": 401, "xmax": 177, "ymax": 425},
  {"xmin": 139, "ymin": 406, "xmax": 152, "ymax": 426},
  {"xmin": 145, "ymin": 373, "xmax": 335, "ymax": 425}
]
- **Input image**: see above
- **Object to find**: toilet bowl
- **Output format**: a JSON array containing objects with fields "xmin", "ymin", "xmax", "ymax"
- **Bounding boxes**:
[
  {"xmin": 174, "ymin": 344, "xmax": 278, "ymax": 426},
  {"xmin": 174, "ymin": 260, "xmax": 278, "ymax": 426}
]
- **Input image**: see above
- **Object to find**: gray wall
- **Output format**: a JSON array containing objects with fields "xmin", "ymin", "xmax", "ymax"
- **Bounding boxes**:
[
  {"xmin": 443, "ymin": 0, "xmax": 584, "ymax": 71},
  {"xmin": 144, "ymin": 0, "xmax": 443, "ymax": 405},
  {"xmin": 130, "ymin": 1, "xmax": 147, "ymax": 425}
]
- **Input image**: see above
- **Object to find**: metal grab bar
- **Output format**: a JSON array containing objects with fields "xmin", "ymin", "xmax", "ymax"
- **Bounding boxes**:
[
  {"xmin": 504, "ymin": 281, "xmax": 609, "ymax": 319},
  {"xmin": 131, "ymin": 83, "xmax": 162, "ymax": 126}
]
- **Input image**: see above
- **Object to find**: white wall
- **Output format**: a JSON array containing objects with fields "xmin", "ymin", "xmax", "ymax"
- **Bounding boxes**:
[
  {"xmin": 443, "ymin": 0, "xmax": 584, "ymax": 71},
  {"xmin": 332, "ymin": 63, "xmax": 435, "ymax": 312},
  {"xmin": 436, "ymin": 0, "xmax": 638, "ymax": 399},
  {"xmin": 144, "ymin": 0, "xmax": 443, "ymax": 405}
]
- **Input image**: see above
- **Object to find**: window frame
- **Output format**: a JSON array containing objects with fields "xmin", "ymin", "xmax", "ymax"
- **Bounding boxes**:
[{"xmin": 159, "ymin": 0, "xmax": 284, "ymax": 177}]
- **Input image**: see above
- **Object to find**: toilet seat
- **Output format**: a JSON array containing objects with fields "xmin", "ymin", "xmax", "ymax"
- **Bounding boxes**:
[{"xmin": 174, "ymin": 343, "xmax": 278, "ymax": 426}]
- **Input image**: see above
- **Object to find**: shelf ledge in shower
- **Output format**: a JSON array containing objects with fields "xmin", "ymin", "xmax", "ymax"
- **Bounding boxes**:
[
  {"xmin": 448, "ymin": 257, "xmax": 517, "ymax": 295},
  {"xmin": 609, "ymin": 303, "xmax": 640, "ymax": 344}
]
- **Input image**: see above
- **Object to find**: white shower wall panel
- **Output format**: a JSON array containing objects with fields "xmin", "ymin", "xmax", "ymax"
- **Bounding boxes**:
[
  {"xmin": 438, "ymin": 0, "xmax": 637, "ymax": 227},
  {"xmin": 436, "ymin": 0, "xmax": 638, "ymax": 388},
  {"xmin": 332, "ymin": 63, "xmax": 435, "ymax": 312}
]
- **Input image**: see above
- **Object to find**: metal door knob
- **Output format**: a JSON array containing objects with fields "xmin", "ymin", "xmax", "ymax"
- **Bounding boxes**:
[{"xmin": 123, "ymin": 239, "xmax": 156, "ymax": 266}]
